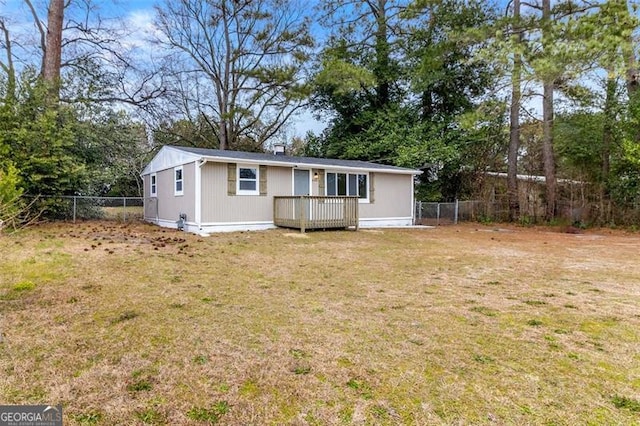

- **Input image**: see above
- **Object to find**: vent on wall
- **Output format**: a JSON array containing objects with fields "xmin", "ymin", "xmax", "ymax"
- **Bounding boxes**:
[{"xmin": 177, "ymin": 213, "xmax": 187, "ymax": 231}]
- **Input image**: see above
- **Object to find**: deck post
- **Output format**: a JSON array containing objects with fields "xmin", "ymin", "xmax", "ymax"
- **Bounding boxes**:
[
  {"xmin": 273, "ymin": 197, "xmax": 277, "ymax": 227},
  {"xmin": 342, "ymin": 198, "xmax": 347, "ymax": 230},
  {"xmin": 299, "ymin": 196, "xmax": 306, "ymax": 233},
  {"xmin": 355, "ymin": 197, "xmax": 359, "ymax": 231}
]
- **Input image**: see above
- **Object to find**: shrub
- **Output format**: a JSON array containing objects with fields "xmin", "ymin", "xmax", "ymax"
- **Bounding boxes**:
[{"xmin": 0, "ymin": 163, "xmax": 24, "ymax": 229}]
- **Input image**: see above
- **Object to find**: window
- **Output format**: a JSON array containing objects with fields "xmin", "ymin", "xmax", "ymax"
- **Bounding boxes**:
[
  {"xmin": 174, "ymin": 166, "xmax": 183, "ymax": 196},
  {"xmin": 237, "ymin": 165, "xmax": 259, "ymax": 195},
  {"xmin": 150, "ymin": 173, "xmax": 157, "ymax": 197},
  {"xmin": 326, "ymin": 172, "xmax": 368, "ymax": 201}
]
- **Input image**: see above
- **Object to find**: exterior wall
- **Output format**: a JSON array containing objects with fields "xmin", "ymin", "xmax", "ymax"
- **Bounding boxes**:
[
  {"xmin": 359, "ymin": 173, "xmax": 413, "ymax": 221},
  {"xmin": 200, "ymin": 162, "xmax": 292, "ymax": 224},
  {"xmin": 151, "ymin": 162, "xmax": 196, "ymax": 225}
]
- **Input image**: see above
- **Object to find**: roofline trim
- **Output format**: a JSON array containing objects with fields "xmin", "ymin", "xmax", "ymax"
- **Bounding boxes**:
[
  {"xmin": 142, "ymin": 145, "xmax": 423, "ymax": 175},
  {"xmin": 197, "ymin": 154, "xmax": 422, "ymax": 175}
]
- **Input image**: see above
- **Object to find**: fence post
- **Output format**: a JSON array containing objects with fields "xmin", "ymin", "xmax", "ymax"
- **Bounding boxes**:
[
  {"xmin": 417, "ymin": 201, "xmax": 422, "ymax": 225},
  {"xmin": 123, "ymin": 197, "xmax": 127, "ymax": 222},
  {"xmin": 436, "ymin": 203, "xmax": 440, "ymax": 226},
  {"xmin": 454, "ymin": 199, "xmax": 459, "ymax": 225},
  {"xmin": 73, "ymin": 196, "xmax": 77, "ymax": 223}
]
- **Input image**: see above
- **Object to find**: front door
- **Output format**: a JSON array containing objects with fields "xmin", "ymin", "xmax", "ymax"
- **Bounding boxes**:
[
  {"xmin": 293, "ymin": 169, "xmax": 311, "ymax": 221},
  {"xmin": 294, "ymin": 169, "xmax": 310, "ymax": 196}
]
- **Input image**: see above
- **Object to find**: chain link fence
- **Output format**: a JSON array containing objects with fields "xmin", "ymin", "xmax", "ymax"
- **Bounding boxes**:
[
  {"xmin": 415, "ymin": 199, "xmax": 640, "ymax": 226},
  {"xmin": 37, "ymin": 196, "xmax": 145, "ymax": 223},
  {"xmin": 415, "ymin": 200, "xmax": 508, "ymax": 226}
]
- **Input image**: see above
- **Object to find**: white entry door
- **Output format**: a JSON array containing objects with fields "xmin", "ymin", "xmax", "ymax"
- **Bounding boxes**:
[
  {"xmin": 293, "ymin": 169, "xmax": 311, "ymax": 220},
  {"xmin": 294, "ymin": 169, "xmax": 310, "ymax": 196}
]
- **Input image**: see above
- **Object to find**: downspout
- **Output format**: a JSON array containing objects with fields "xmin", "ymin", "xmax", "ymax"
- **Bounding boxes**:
[
  {"xmin": 195, "ymin": 159, "xmax": 207, "ymax": 231},
  {"xmin": 411, "ymin": 173, "xmax": 416, "ymax": 225}
]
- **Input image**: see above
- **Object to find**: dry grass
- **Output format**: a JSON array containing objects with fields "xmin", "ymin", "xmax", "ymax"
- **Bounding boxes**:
[
  {"xmin": 1, "ymin": 222, "xmax": 640, "ymax": 425},
  {"xmin": 101, "ymin": 206, "xmax": 144, "ymax": 221}
]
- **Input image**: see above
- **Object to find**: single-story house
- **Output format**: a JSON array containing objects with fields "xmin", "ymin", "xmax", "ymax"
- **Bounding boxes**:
[{"xmin": 141, "ymin": 145, "xmax": 422, "ymax": 234}]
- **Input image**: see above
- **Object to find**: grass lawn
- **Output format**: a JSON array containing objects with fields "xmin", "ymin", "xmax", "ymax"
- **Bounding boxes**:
[{"xmin": 1, "ymin": 221, "xmax": 639, "ymax": 425}]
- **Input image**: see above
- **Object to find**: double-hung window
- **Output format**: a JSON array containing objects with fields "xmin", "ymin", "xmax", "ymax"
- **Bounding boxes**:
[
  {"xmin": 326, "ymin": 172, "xmax": 368, "ymax": 201},
  {"xmin": 150, "ymin": 173, "xmax": 157, "ymax": 197},
  {"xmin": 237, "ymin": 165, "xmax": 259, "ymax": 195},
  {"xmin": 174, "ymin": 166, "xmax": 183, "ymax": 196}
]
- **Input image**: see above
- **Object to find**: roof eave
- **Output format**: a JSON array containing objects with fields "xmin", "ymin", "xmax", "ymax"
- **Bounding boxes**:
[{"xmin": 199, "ymin": 154, "xmax": 422, "ymax": 175}]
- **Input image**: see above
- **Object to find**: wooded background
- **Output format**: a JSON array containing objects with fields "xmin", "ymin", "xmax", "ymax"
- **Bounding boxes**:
[{"xmin": 1, "ymin": 0, "xmax": 639, "ymax": 226}]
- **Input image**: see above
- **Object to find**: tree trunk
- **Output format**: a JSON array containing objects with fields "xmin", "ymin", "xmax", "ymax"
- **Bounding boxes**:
[
  {"xmin": 371, "ymin": 0, "xmax": 390, "ymax": 108},
  {"xmin": 43, "ymin": 0, "xmax": 64, "ymax": 100},
  {"xmin": 542, "ymin": 80, "xmax": 556, "ymax": 220},
  {"xmin": 600, "ymin": 73, "xmax": 616, "ymax": 224},
  {"xmin": 602, "ymin": 73, "xmax": 616, "ymax": 184},
  {"xmin": 625, "ymin": 35, "xmax": 638, "ymax": 100},
  {"xmin": 0, "ymin": 21, "xmax": 16, "ymax": 102},
  {"xmin": 541, "ymin": 0, "xmax": 556, "ymax": 221},
  {"xmin": 218, "ymin": 119, "xmax": 228, "ymax": 151},
  {"xmin": 507, "ymin": 0, "xmax": 521, "ymax": 222}
]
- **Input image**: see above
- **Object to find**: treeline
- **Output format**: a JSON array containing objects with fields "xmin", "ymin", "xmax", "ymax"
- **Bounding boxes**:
[{"xmin": 1, "ymin": 0, "xmax": 639, "ymax": 225}]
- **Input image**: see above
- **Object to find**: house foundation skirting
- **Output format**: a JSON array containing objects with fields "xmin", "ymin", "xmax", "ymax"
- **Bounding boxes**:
[
  {"xmin": 358, "ymin": 217, "xmax": 414, "ymax": 228},
  {"xmin": 198, "ymin": 221, "xmax": 277, "ymax": 234},
  {"xmin": 145, "ymin": 216, "xmax": 414, "ymax": 235},
  {"xmin": 145, "ymin": 217, "xmax": 276, "ymax": 234}
]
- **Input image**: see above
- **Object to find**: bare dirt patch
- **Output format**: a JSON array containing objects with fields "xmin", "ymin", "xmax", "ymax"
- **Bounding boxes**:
[{"xmin": 1, "ymin": 221, "xmax": 639, "ymax": 425}]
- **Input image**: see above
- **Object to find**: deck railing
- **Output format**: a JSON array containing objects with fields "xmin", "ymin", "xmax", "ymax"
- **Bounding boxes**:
[{"xmin": 273, "ymin": 196, "xmax": 359, "ymax": 232}]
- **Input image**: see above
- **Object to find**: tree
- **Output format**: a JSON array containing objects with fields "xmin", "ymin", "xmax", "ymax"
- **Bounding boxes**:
[
  {"xmin": 539, "ymin": 0, "xmax": 557, "ymax": 220},
  {"xmin": 154, "ymin": 0, "xmax": 314, "ymax": 151},
  {"xmin": 2, "ymin": 72, "xmax": 86, "ymax": 202},
  {"xmin": 15, "ymin": 0, "xmax": 164, "ymax": 109},
  {"xmin": 312, "ymin": 0, "xmax": 498, "ymax": 200},
  {"xmin": 483, "ymin": 1, "xmax": 629, "ymax": 220},
  {"xmin": 72, "ymin": 108, "xmax": 152, "ymax": 196},
  {"xmin": 508, "ymin": 0, "xmax": 522, "ymax": 221},
  {"xmin": 0, "ymin": 1, "xmax": 172, "ymax": 222}
]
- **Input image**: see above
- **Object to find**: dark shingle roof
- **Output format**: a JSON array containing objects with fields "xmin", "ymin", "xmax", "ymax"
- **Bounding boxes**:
[{"xmin": 172, "ymin": 146, "xmax": 419, "ymax": 174}]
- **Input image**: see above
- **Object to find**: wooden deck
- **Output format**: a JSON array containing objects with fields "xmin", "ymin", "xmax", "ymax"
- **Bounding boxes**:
[{"xmin": 273, "ymin": 196, "xmax": 359, "ymax": 232}]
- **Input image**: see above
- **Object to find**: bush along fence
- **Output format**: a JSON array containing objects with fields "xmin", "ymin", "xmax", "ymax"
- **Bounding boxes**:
[{"xmin": 34, "ymin": 196, "xmax": 144, "ymax": 223}]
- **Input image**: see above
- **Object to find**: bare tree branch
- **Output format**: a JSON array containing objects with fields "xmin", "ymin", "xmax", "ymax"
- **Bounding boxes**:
[{"xmin": 154, "ymin": 0, "xmax": 314, "ymax": 151}]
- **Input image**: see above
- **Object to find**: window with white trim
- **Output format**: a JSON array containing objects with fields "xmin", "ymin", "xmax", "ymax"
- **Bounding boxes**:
[
  {"xmin": 174, "ymin": 166, "xmax": 183, "ymax": 196},
  {"xmin": 326, "ymin": 172, "xmax": 368, "ymax": 201},
  {"xmin": 150, "ymin": 173, "xmax": 157, "ymax": 197},
  {"xmin": 237, "ymin": 165, "xmax": 259, "ymax": 195}
]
